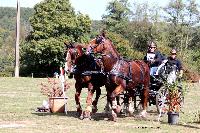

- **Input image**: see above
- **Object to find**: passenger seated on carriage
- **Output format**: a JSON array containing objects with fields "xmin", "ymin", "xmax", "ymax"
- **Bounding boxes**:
[
  {"xmin": 155, "ymin": 49, "xmax": 183, "ymax": 78},
  {"xmin": 144, "ymin": 41, "xmax": 164, "ymax": 77}
]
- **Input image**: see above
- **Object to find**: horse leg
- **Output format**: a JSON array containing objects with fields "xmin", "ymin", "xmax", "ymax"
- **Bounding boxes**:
[
  {"xmin": 128, "ymin": 96, "xmax": 134, "ymax": 116},
  {"xmin": 84, "ymin": 83, "xmax": 95, "ymax": 120},
  {"xmin": 110, "ymin": 84, "xmax": 125, "ymax": 121},
  {"xmin": 140, "ymin": 84, "xmax": 149, "ymax": 117},
  {"xmin": 92, "ymin": 87, "xmax": 101, "ymax": 113},
  {"xmin": 104, "ymin": 90, "xmax": 112, "ymax": 115},
  {"xmin": 104, "ymin": 85, "xmax": 116, "ymax": 116},
  {"xmin": 75, "ymin": 83, "xmax": 83, "ymax": 117}
]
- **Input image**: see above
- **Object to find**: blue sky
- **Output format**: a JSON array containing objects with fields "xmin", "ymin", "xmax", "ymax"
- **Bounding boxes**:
[{"xmin": 0, "ymin": 0, "xmax": 170, "ymax": 20}]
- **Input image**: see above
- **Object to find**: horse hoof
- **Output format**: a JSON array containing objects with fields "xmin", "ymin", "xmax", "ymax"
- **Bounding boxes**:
[
  {"xmin": 111, "ymin": 115, "xmax": 117, "ymax": 122},
  {"xmin": 79, "ymin": 114, "xmax": 84, "ymax": 120},
  {"xmin": 84, "ymin": 116, "xmax": 92, "ymax": 121},
  {"xmin": 111, "ymin": 111, "xmax": 117, "ymax": 122},
  {"xmin": 139, "ymin": 111, "xmax": 147, "ymax": 118},
  {"xmin": 115, "ymin": 105, "xmax": 121, "ymax": 114},
  {"xmin": 77, "ymin": 111, "xmax": 82, "ymax": 117},
  {"xmin": 92, "ymin": 107, "xmax": 98, "ymax": 114},
  {"xmin": 83, "ymin": 111, "xmax": 92, "ymax": 120}
]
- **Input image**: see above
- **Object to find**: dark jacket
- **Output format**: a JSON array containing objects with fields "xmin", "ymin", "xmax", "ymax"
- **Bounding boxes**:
[
  {"xmin": 144, "ymin": 51, "xmax": 163, "ymax": 67},
  {"xmin": 167, "ymin": 57, "xmax": 183, "ymax": 71}
]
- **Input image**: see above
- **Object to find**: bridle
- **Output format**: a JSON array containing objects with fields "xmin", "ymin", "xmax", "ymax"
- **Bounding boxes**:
[
  {"xmin": 65, "ymin": 47, "xmax": 80, "ymax": 73},
  {"xmin": 87, "ymin": 36, "xmax": 106, "ymax": 55}
]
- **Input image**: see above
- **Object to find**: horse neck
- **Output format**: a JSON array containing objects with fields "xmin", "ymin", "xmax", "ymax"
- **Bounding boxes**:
[
  {"xmin": 102, "ymin": 55, "xmax": 118, "ymax": 72},
  {"xmin": 101, "ymin": 40, "xmax": 120, "ymax": 72},
  {"xmin": 104, "ymin": 40, "xmax": 120, "ymax": 58}
]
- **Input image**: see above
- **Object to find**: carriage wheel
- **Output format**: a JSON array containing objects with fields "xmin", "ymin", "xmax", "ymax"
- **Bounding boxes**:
[
  {"xmin": 156, "ymin": 85, "xmax": 169, "ymax": 114},
  {"xmin": 156, "ymin": 85, "xmax": 184, "ymax": 114},
  {"xmin": 177, "ymin": 86, "xmax": 184, "ymax": 109}
]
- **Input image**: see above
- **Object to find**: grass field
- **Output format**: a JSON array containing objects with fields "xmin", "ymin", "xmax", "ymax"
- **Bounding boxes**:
[{"xmin": 0, "ymin": 77, "xmax": 200, "ymax": 133}]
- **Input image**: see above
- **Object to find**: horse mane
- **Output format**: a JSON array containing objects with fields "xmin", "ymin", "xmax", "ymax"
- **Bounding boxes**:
[{"xmin": 104, "ymin": 39, "xmax": 120, "ymax": 58}]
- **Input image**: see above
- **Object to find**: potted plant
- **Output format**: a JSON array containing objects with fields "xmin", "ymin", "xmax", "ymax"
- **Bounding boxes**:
[
  {"xmin": 40, "ymin": 78, "xmax": 70, "ymax": 113},
  {"xmin": 167, "ymin": 82, "xmax": 184, "ymax": 125}
]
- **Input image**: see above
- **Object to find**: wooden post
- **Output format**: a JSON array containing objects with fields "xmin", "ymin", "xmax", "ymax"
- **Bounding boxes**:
[{"xmin": 15, "ymin": 0, "xmax": 20, "ymax": 77}]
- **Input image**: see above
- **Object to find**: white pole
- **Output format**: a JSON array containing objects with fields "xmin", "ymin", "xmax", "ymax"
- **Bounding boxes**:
[
  {"xmin": 59, "ymin": 67, "xmax": 67, "ymax": 115},
  {"xmin": 15, "ymin": 0, "xmax": 20, "ymax": 77}
]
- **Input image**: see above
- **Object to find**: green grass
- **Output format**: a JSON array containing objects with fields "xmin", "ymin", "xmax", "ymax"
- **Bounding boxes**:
[{"xmin": 0, "ymin": 77, "xmax": 200, "ymax": 132}]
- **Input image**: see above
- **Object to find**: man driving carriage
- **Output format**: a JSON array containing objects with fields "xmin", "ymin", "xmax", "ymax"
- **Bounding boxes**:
[
  {"xmin": 155, "ymin": 49, "xmax": 183, "ymax": 79},
  {"xmin": 166, "ymin": 49, "xmax": 183, "ymax": 78},
  {"xmin": 143, "ymin": 41, "xmax": 164, "ymax": 76}
]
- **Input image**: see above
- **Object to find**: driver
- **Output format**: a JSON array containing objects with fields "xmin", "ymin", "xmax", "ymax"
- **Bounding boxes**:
[
  {"xmin": 155, "ymin": 49, "xmax": 183, "ymax": 78},
  {"xmin": 167, "ymin": 49, "xmax": 183, "ymax": 78},
  {"xmin": 144, "ymin": 41, "xmax": 163, "ymax": 76}
]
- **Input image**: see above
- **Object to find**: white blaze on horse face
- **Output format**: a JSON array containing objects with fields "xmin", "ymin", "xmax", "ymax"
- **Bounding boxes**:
[
  {"xmin": 65, "ymin": 51, "xmax": 72, "ymax": 73},
  {"xmin": 86, "ymin": 45, "xmax": 92, "ymax": 54}
]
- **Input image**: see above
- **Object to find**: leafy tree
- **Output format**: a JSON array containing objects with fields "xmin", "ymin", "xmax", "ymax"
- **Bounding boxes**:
[
  {"xmin": 102, "ymin": 0, "xmax": 131, "ymax": 34},
  {"xmin": 124, "ymin": 2, "xmax": 162, "ymax": 51},
  {"xmin": 163, "ymin": 0, "xmax": 200, "ymax": 53},
  {"xmin": 21, "ymin": 0, "xmax": 91, "ymax": 76},
  {"xmin": 106, "ymin": 31, "xmax": 143, "ymax": 59}
]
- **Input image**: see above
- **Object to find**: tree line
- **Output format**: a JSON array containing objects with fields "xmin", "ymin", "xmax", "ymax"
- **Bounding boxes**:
[{"xmin": 0, "ymin": 0, "xmax": 200, "ymax": 80}]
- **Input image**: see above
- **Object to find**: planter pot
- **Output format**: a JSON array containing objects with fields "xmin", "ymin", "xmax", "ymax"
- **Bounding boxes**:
[
  {"xmin": 49, "ymin": 97, "xmax": 68, "ymax": 113},
  {"xmin": 167, "ymin": 112, "xmax": 179, "ymax": 125}
]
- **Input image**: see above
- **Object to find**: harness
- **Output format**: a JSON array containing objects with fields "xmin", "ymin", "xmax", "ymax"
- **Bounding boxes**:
[
  {"xmin": 87, "ymin": 36, "xmax": 145, "ymax": 83},
  {"xmin": 110, "ymin": 59, "xmax": 131, "ymax": 81},
  {"xmin": 135, "ymin": 60, "xmax": 145, "ymax": 82},
  {"xmin": 109, "ymin": 59, "xmax": 145, "ymax": 83}
]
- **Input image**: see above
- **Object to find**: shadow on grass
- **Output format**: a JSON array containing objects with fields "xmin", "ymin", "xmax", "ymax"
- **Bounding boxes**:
[
  {"xmin": 159, "ymin": 121, "xmax": 200, "ymax": 129},
  {"xmin": 32, "ymin": 110, "xmax": 78, "ymax": 118},
  {"xmin": 32, "ymin": 110, "xmax": 108, "ymax": 121},
  {"xmin": 177, "ymin": 124, "xmax": 200, "ymax": 129},
  {"xmin": 31, "ymin": 109, "xmax": 165, "ymax": 123}
]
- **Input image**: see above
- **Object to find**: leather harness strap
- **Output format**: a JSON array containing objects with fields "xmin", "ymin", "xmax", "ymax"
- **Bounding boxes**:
[{"xmin": 134, "ymin": 60, "xmax": 145, "ymax": 82}]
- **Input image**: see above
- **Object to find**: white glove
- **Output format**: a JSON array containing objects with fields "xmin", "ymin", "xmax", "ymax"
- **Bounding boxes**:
[{"xmin": 179, "ymin": 70, "xmax": 183, "ymax": 78}]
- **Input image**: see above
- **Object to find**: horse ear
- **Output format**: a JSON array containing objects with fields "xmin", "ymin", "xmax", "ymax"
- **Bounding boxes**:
[
  {"xmin": 64, "ymin": 42, "xmax": 69, "ymax": 50},
  {"xmin": 69, "ymin": 42, "xmax": 76, "ymax": 48}
]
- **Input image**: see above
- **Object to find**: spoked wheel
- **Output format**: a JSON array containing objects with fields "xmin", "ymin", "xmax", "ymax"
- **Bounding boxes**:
[
  {"xmin": 156, "ymin": 85, "xmax": 169, "ymax": 114},
  {"xmin": 177, "ymin": 86, "xmax": 184, "ymax": 109},
  {"xmin": 156, "ymin": 85, "xmax": 185, "ymax": 114}
]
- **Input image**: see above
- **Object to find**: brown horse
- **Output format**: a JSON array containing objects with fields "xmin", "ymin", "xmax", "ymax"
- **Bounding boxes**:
[
  {"xmin": 87, "ymin": 36, "xmax": 150, "ymax": 121},
  {"xmin": 64, "ymin": 42, "xmax": 107, "ymax": 120}
]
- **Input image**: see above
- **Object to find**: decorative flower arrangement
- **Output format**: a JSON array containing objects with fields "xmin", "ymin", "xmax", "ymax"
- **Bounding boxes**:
[
  {"xmin": 168, "ymin": 87, "xmax": 182, "ymax": 112},
  {"xmin": 40, "ymin": 78, "xmax": 70, "ymax": 97},
  {"xmin": 166, "ymin": 81, "xmax": 184, "ymax": 113}
]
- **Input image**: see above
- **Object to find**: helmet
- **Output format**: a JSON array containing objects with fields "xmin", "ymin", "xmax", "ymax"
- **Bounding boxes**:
[{"xmin": 170, "ymin": 49, "xmax": 177, "ymax": 54}]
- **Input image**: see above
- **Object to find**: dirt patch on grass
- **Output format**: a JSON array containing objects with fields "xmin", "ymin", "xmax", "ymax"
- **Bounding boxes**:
[{"xmin": 0, "ymin": 120, "xmax": 34, "ymax": 128}]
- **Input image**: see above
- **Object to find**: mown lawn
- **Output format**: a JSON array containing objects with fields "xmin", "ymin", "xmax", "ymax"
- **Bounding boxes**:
[{"xmin": 0, "ymin": 77, "xmax": 200, "ymax": 133}]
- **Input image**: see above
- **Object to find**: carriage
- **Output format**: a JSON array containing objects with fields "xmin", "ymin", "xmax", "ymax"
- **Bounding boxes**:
[
  {"xmin": 118, "ymin": 61, "xmax": 184, "ymax": 116},
  {"xmin": 64, "ymin": 36, "xmax": 184, "ymax": 120}
]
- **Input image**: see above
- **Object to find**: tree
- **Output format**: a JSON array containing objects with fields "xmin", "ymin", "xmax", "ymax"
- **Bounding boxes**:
[
  {"xmin": 21, "ymin": 0, "xmax": 91, "ymax": 76},
  {"xmin": 102, "ymin": 0, "xmax": 131, "ymax": 34},
  {"xmin": 124, "ymin": 2, "xmax": 164, "ymax": 51},
  {"xmin": 163, "ymin": 0, "xmax": 200, "ymax": 53}
]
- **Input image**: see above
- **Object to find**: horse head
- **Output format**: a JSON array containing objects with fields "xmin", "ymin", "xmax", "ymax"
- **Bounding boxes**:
[
  {"xmin": 158, "ymin": 61, "xmax": 178, "ymax": 84},
  {"xmin": 64, "ymin": 42, "xmax": 85, "ymax": 78},
  {"xmin": 87, "ymin": 36, "xmax": 119, "ymax": 57}
]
